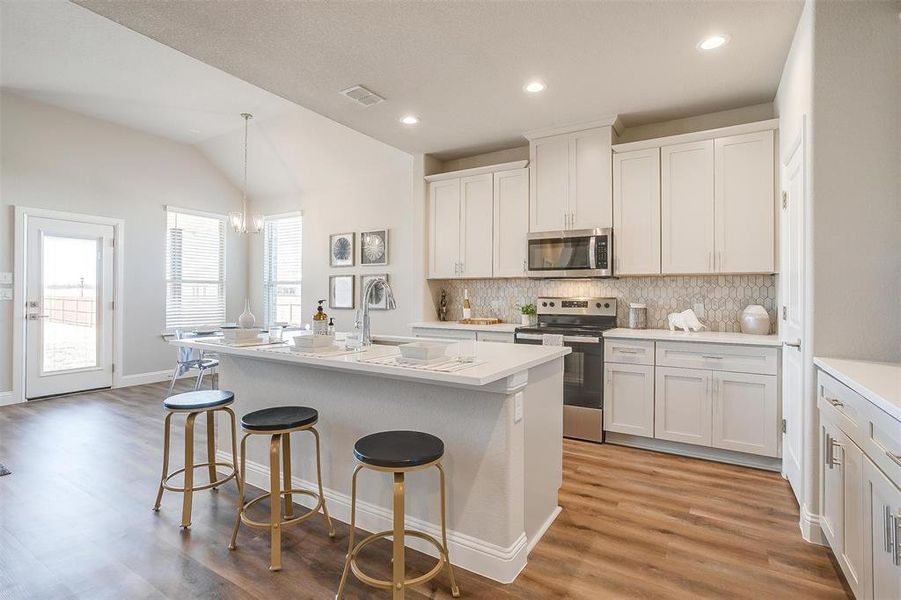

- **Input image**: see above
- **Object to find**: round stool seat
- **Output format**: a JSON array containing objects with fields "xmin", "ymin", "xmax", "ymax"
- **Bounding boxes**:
[
  {"xmin": 353, "ymin": 430, "xmax": 444, "ymax": 469},
  {"xmin": 241, "ymin": 406, "xmax": 318, "ymax": 431},
  {"xmin": 164, "ymin": 389, "xmax": 234, "ymax": 411}
]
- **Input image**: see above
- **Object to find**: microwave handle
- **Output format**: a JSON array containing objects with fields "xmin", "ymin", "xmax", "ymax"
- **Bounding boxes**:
[{"xmin": 589, "ymin": 236, "xmax": 597, "ymax": 270}]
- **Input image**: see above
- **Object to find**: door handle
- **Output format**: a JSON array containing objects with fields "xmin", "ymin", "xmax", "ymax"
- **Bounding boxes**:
[
  {"xmin": 783, "ymin": 340, "xmax": 801, "ymax": 349},
  {"xmin": 26, "ymin": 314, "xmax": 49, "ymax": 320}
]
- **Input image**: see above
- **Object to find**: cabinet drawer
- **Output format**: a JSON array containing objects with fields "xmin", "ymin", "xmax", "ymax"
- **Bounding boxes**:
[
  {"xmin": 656, "ymin": 342, "xmax": 777, "ymax": 375},
  {"xmin": 863, "ymin": 401, "xmax": 901, "ymax": 488},
  {"xmin": 411, "ymin": 328, "xmax": 477, "ymax": 341},
  {"xmin": 477, "ymin": 331, "xmax": 515, "ymax": 343},
  {"xmin": 604, "ymin": 339, "xmax": 655, "ymax": 365},
  {"xmin": 817, "ymin": 370, "xmax": 866, "ymax": 447}
]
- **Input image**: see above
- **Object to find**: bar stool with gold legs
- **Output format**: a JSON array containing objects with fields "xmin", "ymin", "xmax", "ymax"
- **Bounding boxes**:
[
  {"xmin": 336, "ymin": 430, "xmax": 460, "ymax": 600},
  {"xmin": 228, "ymin": 406, "xmax": 335, "ymax": 571},
  {"xmin": 153, "ymin": 390, "xmax": 238, "ymax": 528}
]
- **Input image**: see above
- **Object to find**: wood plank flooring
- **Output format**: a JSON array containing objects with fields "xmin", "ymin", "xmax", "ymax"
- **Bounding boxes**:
[{"xmin": 0, "ymin": 382, "xmax": 850, "ymax": 599}]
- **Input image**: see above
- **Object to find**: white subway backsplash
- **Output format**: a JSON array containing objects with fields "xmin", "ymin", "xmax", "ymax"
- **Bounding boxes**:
[{"xmin": 429, "ymin": 275, "xmax": 777, "ymax": 333}]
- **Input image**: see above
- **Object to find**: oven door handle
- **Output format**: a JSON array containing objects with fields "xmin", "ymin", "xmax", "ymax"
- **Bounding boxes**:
[
  {"xmin": 516, "ymin": 333, "xmax": 600, "ymax": 344},
  {"xmin": 589, "ymin": 236, "xmax": 597, "ymax": 270}
]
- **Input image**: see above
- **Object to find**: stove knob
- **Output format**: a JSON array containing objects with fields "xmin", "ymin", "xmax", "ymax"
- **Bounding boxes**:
[
  {"xmin": 604, "ymin": 302, "xmax": 610, "ymax": 309},
  {"xmin": 549, "ymin": 301, "xmax": 555, "ymax": 307},
  {"xmin": 595, "ymin": 302, "xmax": 602, "ymax": 308},
  {"xmin": 541, "ymin": 302, "xmax": 548, "ymax": 307}
]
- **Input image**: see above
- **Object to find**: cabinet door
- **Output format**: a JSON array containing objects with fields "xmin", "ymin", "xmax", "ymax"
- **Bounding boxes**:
[
  {"xmin": 821, "ymin": 418, "xmax": 844, "ymax": 552},
  {"xmin": 654, "ymin": 367, "xmax": 712, "ymax": 446},
  {"xmin": 711, "ymin": 372, "xmax": 778, "ymax": 456},
  {"xmin": 661, "ymin": 140, "xmax": 715, "ymax": 274},
  {"xmin": 864, "ymin": 456, "xmax": 901, "ymax": 600},
  {"xmin": 530, "ymin": 134, "xmax": 569, "ymax": 232},
  {"xmin": 613, "ymin": 148, "xmax": 661, "ymax": 275},
  {"xmin": 714, "ymin": 130, "xmax": 775, "ymax": 273},
  {"xmin": 429, "ymin": 179, "xmax": 461, "ymax": 278},
  {"xmin": 493, "ymin": 168, "xmax": 529, "ymax": 277},
  {"xmin": 841, "ymin": 435, "xmax": 864, "ymax": 597},
  {"xmin": 459, "ymin": 173, "xmax": 494, "ymax": 277},
  {"xmin": 570, "ymin": 128, "xmax": 613, "ymax": 230},
  {"xmin": 605, "ymin": 363, "xmax": 655, "ymax": 437}
]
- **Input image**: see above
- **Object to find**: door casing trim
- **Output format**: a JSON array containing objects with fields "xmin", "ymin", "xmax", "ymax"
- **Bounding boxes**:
[{"xmin": 12, "ymin": 206, "xmax": 125, "ymax": 403}]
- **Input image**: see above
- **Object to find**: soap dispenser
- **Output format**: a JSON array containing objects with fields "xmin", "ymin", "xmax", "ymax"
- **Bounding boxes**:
[{"xmin": 312, "ymin": 299, "xmax": 328, "ymax": 335}]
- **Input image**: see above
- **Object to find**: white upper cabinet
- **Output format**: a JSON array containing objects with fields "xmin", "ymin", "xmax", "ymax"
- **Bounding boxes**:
[
  {"xmin": 493, "ymin": 168, "xmax": 529, "ymax": 277},
  {"xmin": 613, "ymin": 148, "xmax": 661, "ymax": 275},
  {"xmin": 571, "ymin": 128, "xmax": 613, "ymax": 230},
  {"xmin": 530, "ymin": 134, "xmax": 569, "ymax": 232},
  {"xmin": 661, "ymin": 140, "xmax": 715, "ymax": 274},
  {"xmin": 714, "ymin": 130, "xmax": 775, "ymax": 273},
  {"xmin": 459, "ymin": 173, "xmax": 494, "ymax": 278},
  {"xmin": 429, "ymin": 178, "xmax": 462, "ymax": 279},
  {"xmin": 529, "ymin": 126, "xmax": 613, "ymax": 232}
]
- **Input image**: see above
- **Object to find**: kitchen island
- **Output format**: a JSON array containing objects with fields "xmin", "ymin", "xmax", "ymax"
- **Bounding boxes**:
[{"xmin": 171, "ymin": 337, "xmax": 570, "ymax": 583}]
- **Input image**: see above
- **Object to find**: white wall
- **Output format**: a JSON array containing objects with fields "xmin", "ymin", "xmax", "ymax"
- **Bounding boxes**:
[
  {"xmin": 0, "ymin": 92, "xmax": 248, "ymax": 391},
  {"xmin": 197, "ymin": 105, "xmax": 419, "ymax": 335}
]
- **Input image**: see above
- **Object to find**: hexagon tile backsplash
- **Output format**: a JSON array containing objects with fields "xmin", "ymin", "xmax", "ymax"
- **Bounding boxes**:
[{"xmin": 429, "ymin": 275, "xmax": 778, "ymax": 333}]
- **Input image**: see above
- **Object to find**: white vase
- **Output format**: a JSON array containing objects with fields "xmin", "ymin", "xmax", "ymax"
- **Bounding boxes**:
[
  {"xmin": 740, "ymin": 305, "xmax": 770, "ymax": 335},
  {"xmin": 238, "ymin": 299, "xmax": 256, "ymax": 329}
]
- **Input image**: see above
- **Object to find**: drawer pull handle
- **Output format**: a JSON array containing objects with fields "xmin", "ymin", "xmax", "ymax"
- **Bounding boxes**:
[
  {"xmin": 887, "ymin": 451, "xmax": 901, "ymax": 468},
  {"xmin": 825, "ymin": 397, "xmax": 844, "ymax": 408},
  {"xmin": 617, "ymin": 349, "xmax": 643, "ymax": 354},
  {"xmin": 701, "ymin": 355, "xmax": 723, "ymax": 360}
]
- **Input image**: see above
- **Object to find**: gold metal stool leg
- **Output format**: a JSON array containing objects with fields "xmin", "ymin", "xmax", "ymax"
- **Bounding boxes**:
[
  {"xmin": 228, "ymin": 433, "xmax": 249, "ymax": 550},
  {"xmin": 180, "ymin": 412, "xmax": 198, "ymax": 528},
  {"xmin": 311, "ymin": 427, "xmax": 336, "ymax": 537},
  {"xmin": 207, "ymin": 411, "xmax": 218, "ymax": 491},
  {"xmin": 392, "ymin": 471, "xmax": 405, "ymax": 600},
  {"xmin": 269, "ymin": 433, "xmax": 282, "ymax": 571},
  {"xmin": 336, "ymin": 464, "xmax": 363, "ymax": 599},
  {"xmin": 437, "ymin": 463, "xmax": 460, "ymax": 597},
  {"xmin": 282, "ymin": 433, "xmax": 294, "ymax": 519},
  {"xmin": 153, "ymin": 412, "xmax": 173, "ymax": 511}
]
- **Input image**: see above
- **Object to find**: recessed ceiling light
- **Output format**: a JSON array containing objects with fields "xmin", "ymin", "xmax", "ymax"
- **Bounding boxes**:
[
  {"xmin": 188, "ymin": 128, "xmax": 202, "ymax": 135},
  {"xmin": 400, "ymin": 115, "xmax": 419, "ymax": 125},
  {"xmin": 523, "ymin": 80, "xmax": 546, "ymax": 93},
  {"xmin": 697, "ymin": 34, "xmax": 730, "ymax": 51}
]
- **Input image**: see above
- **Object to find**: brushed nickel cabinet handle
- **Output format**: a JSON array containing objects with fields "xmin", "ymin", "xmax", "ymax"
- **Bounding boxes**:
[
  {"xmin": 887, "ymin": 451, "xmax": 901, "ymax": 468},
  {"xmin": 826, "ymin": 396, "xmax": 844, "ymax": 408},
  {"xmin": 702, "ymin": 355, "xmax": 723, "ymax": 360},
  {"xmin": 894, "ymin": 513, "xmax": 901, "ymax": 566}
]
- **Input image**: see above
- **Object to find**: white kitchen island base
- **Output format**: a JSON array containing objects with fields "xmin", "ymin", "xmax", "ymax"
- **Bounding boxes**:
[{"xmin": 179, "ymin": 340, "xmax": 567, "ymax": 584}]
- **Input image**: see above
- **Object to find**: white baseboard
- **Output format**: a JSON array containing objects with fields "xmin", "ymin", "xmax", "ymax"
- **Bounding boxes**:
[
  {"xmin": 0, "ymin": 390, "xmax": 21, "ymax": 407},
  {"xmin": 528, "ymin": 505, "xmax": 562, "ymax": 555},
  {"xmin": 799, "ymin": 502, "xmax": 827, "ymax": 546},
  {"xmin": 218, "ymin": 450, "xmax": 530, "ymax": 584},
  {"xmin": 116, "ymin": 369, "xmax": 195, "ymax": 388},
  {"xmin": 605, "ymin": 432, "xmax": 782, "ymax": 471}
]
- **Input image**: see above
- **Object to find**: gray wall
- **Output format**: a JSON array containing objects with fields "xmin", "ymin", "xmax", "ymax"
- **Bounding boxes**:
[{"xmin": 0, "ymin": 92, "xmax": 249, "ymax": 390}]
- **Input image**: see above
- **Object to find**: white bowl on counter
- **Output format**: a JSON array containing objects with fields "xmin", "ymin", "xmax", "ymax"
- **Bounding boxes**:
[
  {"xmin": 221, "ymin": 327, "xmax": 262, "ymax": 342},
  {"xmin": 399, "ymin": 341, "xmax": 448, "ymax": 361}
]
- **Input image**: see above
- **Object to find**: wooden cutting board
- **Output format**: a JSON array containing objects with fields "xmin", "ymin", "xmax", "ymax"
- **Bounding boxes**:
[{"xmin": 458, "ymin": 318, "xmax": 502, "ymax": 325}]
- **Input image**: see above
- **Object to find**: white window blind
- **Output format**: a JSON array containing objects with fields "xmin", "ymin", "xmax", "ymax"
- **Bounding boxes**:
[
  {"xmin": 263, "ymin": 214, "xmax": 303, "ymax": 325},
  {"xmin": 165, "ymin": 208, "xmax": 226, "ymax": 329}
]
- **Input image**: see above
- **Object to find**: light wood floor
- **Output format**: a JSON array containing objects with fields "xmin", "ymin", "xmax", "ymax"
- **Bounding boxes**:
[{"xmin": 0, "ymin": 382, "xmax": 850, "ymax": 599}]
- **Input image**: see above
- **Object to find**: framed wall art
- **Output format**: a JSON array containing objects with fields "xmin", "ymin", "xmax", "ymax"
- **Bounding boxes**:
[
  {"xmin": 329, "ymin": 275, "xmax": 355, "ymax": 309},
  {"xmin": 360, "ymin": 229, "xmax": 388, "ymax": 266},
  {"xmin": 329, "ymin": 232, "xmax": 354, "ymax": 267}
]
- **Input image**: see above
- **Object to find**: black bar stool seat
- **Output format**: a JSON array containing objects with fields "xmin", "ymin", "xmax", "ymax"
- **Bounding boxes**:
[
  {"xmin": 163, "ymin": 389, "xmax": 233, "ymax": 411},
  {"xmin": 241, "ymin": 406, "xmax": 318, "ymax": 431},
  {"xmin": 353, "ymin": 431, "xmax": 444, "ymax": 469}
]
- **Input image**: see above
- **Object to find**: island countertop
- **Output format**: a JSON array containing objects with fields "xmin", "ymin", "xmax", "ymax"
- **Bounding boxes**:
[{"xmin": 172, "ymin": 337, "xmax": 570, "ymax": 389}]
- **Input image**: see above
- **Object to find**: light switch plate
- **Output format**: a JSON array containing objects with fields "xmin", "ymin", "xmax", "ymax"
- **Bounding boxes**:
[
  {"xmin": 513, "ymin": 391, "xmax": 523, "ymax": 423},
  {"xmin": 0, "ymin": 272, "xmax": 11, "ymax": 285},
  {"xmin": 0, "ymin": 289, "xmax": 12, "ymax": 301}
]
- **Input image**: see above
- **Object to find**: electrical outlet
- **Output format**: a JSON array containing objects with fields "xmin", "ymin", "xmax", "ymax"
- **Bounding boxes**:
[
  {"xmin": 513, "ymin": 391, "xmax": 523, "ymax": 423},
  {"xmin": 0, "ymin": 289, "xmax": 12, "ymax": 301},
  {"xmin": 0, "ymin": 272, "xmax": 11, "ymax": 285},
  {"xmin": 693, "ymin": 302, "xmax": 706, "ymax": 319}
]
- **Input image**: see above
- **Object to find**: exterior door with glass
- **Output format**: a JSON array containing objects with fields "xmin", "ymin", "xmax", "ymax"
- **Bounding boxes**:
[{"xmin": 25, "ymin": 217, "xmax": 114, "ymax": 398}]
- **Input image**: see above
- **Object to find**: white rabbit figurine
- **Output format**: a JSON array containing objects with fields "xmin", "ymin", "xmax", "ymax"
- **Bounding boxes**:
[{"xmin": 667, "ymin": 309, "xmax": 706, "ymax": 333}]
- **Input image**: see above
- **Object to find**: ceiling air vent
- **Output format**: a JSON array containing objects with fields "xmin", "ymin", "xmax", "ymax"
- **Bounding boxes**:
[{"xmin": 339, "ymin": 85, "xmax": 385, "ymax": 107}]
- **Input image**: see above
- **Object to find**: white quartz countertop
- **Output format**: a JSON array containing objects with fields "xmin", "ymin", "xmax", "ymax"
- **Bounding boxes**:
[
  {"xmin": 603, "ymin": 328, "xmax": 782, "ymax": 347},
  {"xmin": 410, "ymin": 321, "xmax": 520, "ymax": 333},
  {"xmin": 173, "ymin": 337, "xmax": 569, "ymax": 389},
  {"xmin": 814, "ymin": 357, "xmax": 901, "ymax": 422}
]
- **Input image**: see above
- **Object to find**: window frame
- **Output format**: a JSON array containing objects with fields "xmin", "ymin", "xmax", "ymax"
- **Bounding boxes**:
[
  {"xmin": 164, "ymin": 205, "xmax": 228, "ymax": 332},
  {"xmin": 262, "ymin": 211, "xmax": 303, "ymax": 326}
]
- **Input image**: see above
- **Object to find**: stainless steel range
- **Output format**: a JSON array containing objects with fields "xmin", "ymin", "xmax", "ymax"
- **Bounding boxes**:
[{"xmin": 514, "ymin": 297, "xmax": 617, "ymax": 443}]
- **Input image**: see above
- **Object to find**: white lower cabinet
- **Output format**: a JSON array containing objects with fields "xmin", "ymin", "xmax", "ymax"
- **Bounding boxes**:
[
  {"xmin": 712, "ymin": 371, "xmax": 779, "ymax": 457},
  {"xmin": 654, "ymin": 367, "xmax": 712, "ymax": 446},
  {"xmin": 604, "ymin": 363, "xmax": 655, "ymax": 437},
  {"xmin": 864, "ymin": 456, "xmax": 901, "ymax": 600}
]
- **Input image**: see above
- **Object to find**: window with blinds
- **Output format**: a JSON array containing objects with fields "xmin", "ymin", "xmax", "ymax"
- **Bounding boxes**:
[
  {"xmin": 165, "ymin": 208, "xmax": 226, "ymax": 330},
  {"xmin": 263, "ymin": 214, "xmax": 303, "ymax": 325}
]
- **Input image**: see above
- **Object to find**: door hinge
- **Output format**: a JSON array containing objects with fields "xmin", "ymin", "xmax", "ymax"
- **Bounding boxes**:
[
  {"xmin": 782, "ymin": 418, "xmax": 787, "ymax": 434},
  {"xmin": 782, "ymin": 191, "xmax": 788, "ymax": 209},
  {"xmin": 110, "ymin": 300, "xmax": 115, "ymax": 310},
  {"xmin": 111, "ymin": 363, "xmax": 116, "ymax": 374},
  {"xmin": 782, "ymin": 305, "xmax": 787, "ymax": 321}
]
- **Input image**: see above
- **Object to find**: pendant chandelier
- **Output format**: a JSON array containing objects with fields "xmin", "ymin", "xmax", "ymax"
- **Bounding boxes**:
[{"xmin": 228, "ymin": 113, "xmax": 263, "ymax": 235}]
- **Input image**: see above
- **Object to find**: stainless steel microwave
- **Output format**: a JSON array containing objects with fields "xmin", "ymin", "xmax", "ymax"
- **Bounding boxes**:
[{"xmin": 526, "ymin": 228, "xmax": 613, "ymax": 278}]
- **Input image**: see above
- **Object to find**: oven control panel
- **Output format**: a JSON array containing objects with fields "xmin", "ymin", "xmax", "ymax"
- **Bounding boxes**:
[{"xmin": 536, "ymin": 297, "xmax": 616, "ymax": 316}]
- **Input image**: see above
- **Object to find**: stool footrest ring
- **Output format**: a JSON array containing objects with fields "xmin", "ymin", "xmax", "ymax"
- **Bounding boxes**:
[
  {"xmin": 238, "ymin": 489, "xmax": 325, "ymax": 530},
  {"xmin": 162, "ymin": 461, "xmax": 237, "ymax": 493},
  {"xmin": 349, "ymin": 529, "xmax": 447, "ymax": 590}
]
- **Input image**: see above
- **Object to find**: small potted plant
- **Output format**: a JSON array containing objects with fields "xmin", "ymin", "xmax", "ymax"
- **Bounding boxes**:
[{"xmin": 518, "ymin": 303, "xmax": 537, "ymax": 326}]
